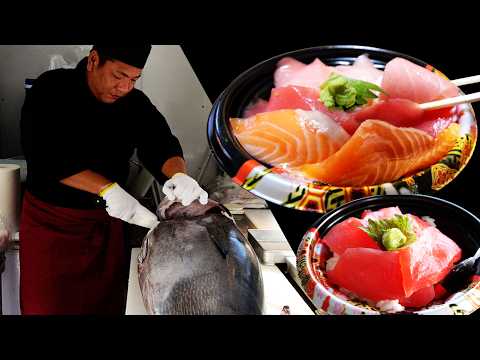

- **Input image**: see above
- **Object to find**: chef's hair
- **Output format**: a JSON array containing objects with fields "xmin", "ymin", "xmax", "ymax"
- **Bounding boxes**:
[{"xmin": 90, "ymin": 46, "xmax": 115, "ymax": 67}]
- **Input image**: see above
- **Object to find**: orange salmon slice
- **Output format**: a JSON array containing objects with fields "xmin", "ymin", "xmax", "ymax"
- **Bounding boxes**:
[
  {"xmin": 230, "ymin": 109, "xmax": 350, "ymax": 168},
  {"xmin": 298, "ymin": 119, "xmax": 460, "ymax": 186}
]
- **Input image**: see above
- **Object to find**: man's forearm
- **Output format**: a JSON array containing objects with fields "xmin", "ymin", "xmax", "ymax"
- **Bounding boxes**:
[
  {"xmin": 161, "ymin": 156, "xmax": 187, "ymax": 178},
  {"xmin": 60, "ymin": 170, "xmax": 112, "ymax": 195}
]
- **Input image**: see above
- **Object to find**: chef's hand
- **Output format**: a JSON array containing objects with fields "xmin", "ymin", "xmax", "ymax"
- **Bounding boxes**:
[
  {"xmin": 100, "ymin": 183, "xmax": 159, "ymax": 229},
  {"xmin": 162, "ymin": 173, "xmax": 208, "ymax": 206}
]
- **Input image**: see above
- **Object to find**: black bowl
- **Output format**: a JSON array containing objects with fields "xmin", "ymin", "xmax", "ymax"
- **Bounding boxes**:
[
  {"xmin": 207, "ymin": 45, "xmax": 429, "ymax": 176},
  {"xmin": 312, "ymin": 194, "xmax": 480, "ymax": 257},
  {"xmin": 296, "ymin": 194, "xmax": 480, "ymax": 315},
  {"xmin": 206, "ymin": 45, "xmax": 477, "ymax": 219}
]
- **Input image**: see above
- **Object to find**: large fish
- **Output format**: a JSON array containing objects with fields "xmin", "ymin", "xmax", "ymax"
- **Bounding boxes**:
[{"xmin": 137, "ymin": 199, "xmax": 264, "ymax": 315}]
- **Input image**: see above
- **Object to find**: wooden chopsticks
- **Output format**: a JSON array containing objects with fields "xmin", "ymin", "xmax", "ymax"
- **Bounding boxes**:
[{"xmin": 419, "ymin": 75, "xmax": 480, "ymax": 111}]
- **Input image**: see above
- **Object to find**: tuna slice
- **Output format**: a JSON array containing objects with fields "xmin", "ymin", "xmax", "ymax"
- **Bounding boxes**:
[
  {"xmin": 138, "ymin": 199, "xmax": 264, "ymax": 315},
  {"xmin": 322, "ymin": 217, "xmax": 381, "ymax": 255},
  {"xmin": 297, "ymin": 120, "xmax": 460, "ymax": 186},
  {"xmin": 382, "ymin": 57, "xmax": 459, "ymax": 103},
  {"xmin": 230, "ymin": 109, "xmax": 350, "ymax": 168},
  {"xmin": 352, "ymin": 99, "xmax": 456, "ymax": 138},
  {"xmin": 324, "ymin": 208, "xmax": 461, "ymax": 308},
  {"xmin": 243, "ymin": 86, "xmax": 455, "ymax": 137}
]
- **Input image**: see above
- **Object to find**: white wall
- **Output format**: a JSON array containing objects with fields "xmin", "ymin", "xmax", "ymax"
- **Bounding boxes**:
[
  {"xmin": 0, "ymin": 45, "xmax": 91, "ymax": 157},
  {"xmin": 141, "ymin": 45, "xmax": 217, "ymax": 185},
  {"xmin": 0, "ymin": 45, "xmax": 217, "ymax": 185}
]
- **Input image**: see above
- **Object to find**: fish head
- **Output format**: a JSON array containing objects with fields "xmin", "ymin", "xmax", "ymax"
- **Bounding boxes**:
[{"xmin": 156, "ymin": 198, "xmax": 227, "ymax": 220}]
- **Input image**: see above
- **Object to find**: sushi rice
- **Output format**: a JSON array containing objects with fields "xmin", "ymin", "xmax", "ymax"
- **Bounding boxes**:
[{"xmin": 376, "ymin": 300, "xmax": 405, "ymax": 313}]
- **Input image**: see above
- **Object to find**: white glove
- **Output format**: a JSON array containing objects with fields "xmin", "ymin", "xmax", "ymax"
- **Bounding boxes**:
[
  {"xmin": 100, "ymin": 183, "xmax": 159, "ymax": 229},
  {"xmin": 162, "ymin": 173, "xmax": 208, "ymax": 206}
]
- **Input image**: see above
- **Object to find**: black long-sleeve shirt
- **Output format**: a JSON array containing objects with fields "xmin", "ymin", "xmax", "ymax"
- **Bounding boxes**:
[{"xmin": 21, "ymin": 58, "xmax": 183, "ymax": 209}]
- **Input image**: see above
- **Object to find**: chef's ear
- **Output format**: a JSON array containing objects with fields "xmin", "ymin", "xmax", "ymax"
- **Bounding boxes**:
[{"xmin": 87, "ymin": 50, "xmax": 99, "ymax": 71}]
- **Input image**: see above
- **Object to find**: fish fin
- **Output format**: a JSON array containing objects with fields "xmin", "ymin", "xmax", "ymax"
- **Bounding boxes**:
[
  {"xmin": 138, "ymin": 232, "xmax": 152, "ymax": 264},
  {"xmin": 208, "ymin": 232, "xmax": 229, "ymax": 259},
  {"xmin": 157, "ymin": 199, "xmax": 176, "ymax": 219}
]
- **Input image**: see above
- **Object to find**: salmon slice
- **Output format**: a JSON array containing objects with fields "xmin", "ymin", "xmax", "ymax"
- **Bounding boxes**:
[
  {"xmin": 230, "ymin": 109, "xmax": 350, "ymax": 167},
  {"xmin": 297, "ymin": 120, "xmax": 460, "ymax": 186}
]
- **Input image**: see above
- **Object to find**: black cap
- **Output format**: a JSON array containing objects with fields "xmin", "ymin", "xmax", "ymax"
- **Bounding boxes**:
[{"xmin": 93, "ymin": 45, "xmax": 152, "ymax": 69}]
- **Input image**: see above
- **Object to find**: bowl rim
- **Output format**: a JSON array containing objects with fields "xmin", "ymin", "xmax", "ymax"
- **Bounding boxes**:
[
  {"xmin": 207, "ymin": 45, "xmax": 478, "ymax": 214},
  {"xmin": 296, "ymin": 194, "xmax": 480, "ymax": 315}
]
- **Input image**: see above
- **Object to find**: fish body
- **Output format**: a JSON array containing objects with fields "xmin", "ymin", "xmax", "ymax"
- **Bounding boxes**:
[{"xmin": 138, "ymin": 200, "xmax": 263, "ymax": 315}]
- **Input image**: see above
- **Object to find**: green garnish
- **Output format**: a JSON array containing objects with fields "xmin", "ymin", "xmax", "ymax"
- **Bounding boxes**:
[
  {"xmin": 319, "ymin": 73, "xmax": 387, "ymax": 111},
  {"xmin": 360, "ymin": 214, "xmax": 416, "ymax": 251},
  {"xmin": 382, "ymin": 228, "xmax": 407, "ymax": 250}
]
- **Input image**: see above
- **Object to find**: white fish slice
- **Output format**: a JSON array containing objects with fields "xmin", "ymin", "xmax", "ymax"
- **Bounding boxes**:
[{"xmin": 419, "ymin": 75, "xmax": 480, "ymax": 110}]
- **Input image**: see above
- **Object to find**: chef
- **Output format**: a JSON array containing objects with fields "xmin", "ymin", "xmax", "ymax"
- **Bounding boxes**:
[{"xmin": 19, "ymin": 45, "xmax": 208, "ymax": 314}]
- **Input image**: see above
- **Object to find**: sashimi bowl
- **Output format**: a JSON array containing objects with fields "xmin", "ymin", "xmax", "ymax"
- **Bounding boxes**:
[
  {"xmin": 296, "ymin": 194, "xmax": 480, "ymax": 315},
  {"xmin": 207, "ymin": 45, "xmax": 477, "ymax": 214}
]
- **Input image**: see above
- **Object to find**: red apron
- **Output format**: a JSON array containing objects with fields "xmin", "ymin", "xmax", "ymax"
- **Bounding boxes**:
[{"xmin": 19, "ymin": 191, "xmax": 129, "ymax": 315}]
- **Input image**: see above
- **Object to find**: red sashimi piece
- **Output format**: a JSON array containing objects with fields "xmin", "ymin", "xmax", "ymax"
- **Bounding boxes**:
[
  {"xmin": 327, "ymin": 248, "xmax": 407, "ymax": 302},
  {"xmin": 266, "ymin": 86, "xmax": 363, "ymax": 135},
  {"xmin": 322, "ymin": 217, "xmax": 381, "ymax": 255},
  {"xmin": 243, "ymin": 86, "xmax": 455, "ymax": 137},
  {"xmin": 326, "ymin": 211, "xmax": 462, "ymax": 305},
  {"xmin": 243, "ymin": 86, "xmax": 362, "ymax": 135},
  {"xmin": 353, "ymin": 98, "xmax": 424, "ymax": 128},
  {"xmin": 352, "ymin": 99, "xmax": 455, "ymax": 137},
  {"xmin": 243, "ymin": 86, "xmax": 320, "ymax": 117},
  {"xmin": 399, "ymin": 285, "xmax": 436, "ymax": 308},
  {"xmin": 413, "ymin": 107, "xmax": 456, "ymax": 138},
  {"xmin": 433, "ymin": 283, "xmax": 449, "ymax": 300},
  {"xmin": 267, "ymin": 86, "xmax": 320, "ymax": 112},
  {"xmin": 398, "ymin": 226, "xmax": 462, "ymax": 297},
  {"xmin": 243, "ymin": 99, "xmax": 269, "ymax": 118}
]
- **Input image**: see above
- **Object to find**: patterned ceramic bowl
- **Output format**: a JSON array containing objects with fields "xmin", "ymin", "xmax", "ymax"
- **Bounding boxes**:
[
  {"xmin": 207, "ymin": 45, "xmax": 477, "ymax": 214},
  {"xmin": 296, "ymin": 194, "xmax": 480, "ymax": 315}
]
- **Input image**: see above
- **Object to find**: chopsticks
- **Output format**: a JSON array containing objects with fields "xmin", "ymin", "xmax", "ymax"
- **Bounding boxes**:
[
  {"xmin": 451, "ymin": 75, "xmax": 480, "ymax": 87},
  {"xmin": 419, "ymin": 75, "xmax": 480, "ymax": 111},
  {"xmin": 419, "ymin": 92, "xmax": 480, "ymax": 110}
]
